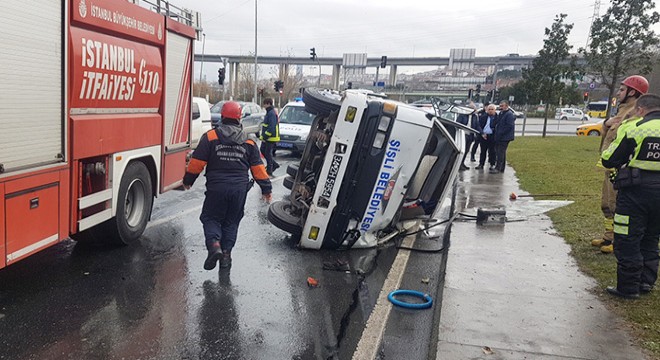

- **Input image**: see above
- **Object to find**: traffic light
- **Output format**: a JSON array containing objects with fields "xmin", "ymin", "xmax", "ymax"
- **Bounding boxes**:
[
  {"xmin": 583, "ymin": 91, "xmax": 589, "ymax": 102},
  {"xmin": 310, "ymin": 47, "xmax": 316, "ymax": 60},
  {"xmin": 475, "ymin": 84, "xmax": 481, "ymax": 96},
  {"xmin": 380, "ymin": 56, "xmax": 387, "ymax": 69},
  {"xmin": 494, "ymin": 89, "xmax": 500, "ymax": 100},
  {"xmin": 347, "ymin": 81, "xmax": 353, "ymax": 89},
  {"xmin": 274, "ymin": 80, "xmax": 284, "ymax": 92},
  {"xmin": 218, "ymin": 67, "xmax": 226, "ymax": 85}
]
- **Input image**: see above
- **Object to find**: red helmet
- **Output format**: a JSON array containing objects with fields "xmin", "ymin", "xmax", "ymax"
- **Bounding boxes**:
[
  {"xmin": 221, "ymin": 101, "xmax": 242, "ymax": 120},
  {"xmin": 621, "ymin": 75, "xmax": 649, "ymax": 95}
]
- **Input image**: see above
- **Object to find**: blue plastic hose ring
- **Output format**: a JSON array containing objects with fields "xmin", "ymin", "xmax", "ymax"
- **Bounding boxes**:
[{"xmin": 388, "ymin": 289, "xmax": 433, "ymax": 309}]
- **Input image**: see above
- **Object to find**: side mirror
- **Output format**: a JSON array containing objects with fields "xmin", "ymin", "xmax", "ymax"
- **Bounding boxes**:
[
  {"xmin": 243, "ymin": 113, "xmax": 251, "ymax": 118},
  {"xmin": 192, "ymin": 111, "xmax": 200, "ymax": 120}
]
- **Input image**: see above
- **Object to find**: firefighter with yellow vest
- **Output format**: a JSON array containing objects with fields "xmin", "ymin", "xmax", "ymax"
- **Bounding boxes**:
[
  {"xmin": 183, "ymin": 101, "xmax": 272, "ymax": 270},
  {"xmin": 593, "ymin": 75, "xmax": 649, "ymax": 254},
  {"xmin": 259, "ymin": 97, "xmax": 280, "ymax": 176},
  {"xmin": 601, "ymin": 93, "xmax": 660, "ymax": 299}
]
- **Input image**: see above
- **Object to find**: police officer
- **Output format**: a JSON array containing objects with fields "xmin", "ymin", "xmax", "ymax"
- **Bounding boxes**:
[
  {"xmin": 260, "ymin": 98, "xmax": 280, "ymax": 176},
  {"xmin": 593, "ymin": 75, "xmax": 649, "ymax": 254},
  {"xmin": 183, "ymin": 101, "xmax": 272, "ymax": 270},
  {"xmin": 601, "ymin": 93, "xmax": 660, "ymax": 299}
]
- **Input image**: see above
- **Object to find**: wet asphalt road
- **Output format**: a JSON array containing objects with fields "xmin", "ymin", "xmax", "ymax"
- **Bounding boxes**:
[{"xmin": 0, "ymin": 151, "xmax": 447, "ymax": 360}]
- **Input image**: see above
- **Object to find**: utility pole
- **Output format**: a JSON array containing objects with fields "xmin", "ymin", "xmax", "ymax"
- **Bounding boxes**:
[
  {"xmin": 253, "ymin": 0, "xmax": 258, "ymax": 103},
  {"xmin": 198, "ymin": 33, "xmax": 206, "ymax": 96},
  {"xmin": 586, "ymin": 0, "xmax": 601, "ymax": 47}
]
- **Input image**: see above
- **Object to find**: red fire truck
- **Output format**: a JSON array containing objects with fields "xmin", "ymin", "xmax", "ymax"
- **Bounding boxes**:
[{"xmin": 0, "ymin": 0, "xmax": 201, "ymax": 269}]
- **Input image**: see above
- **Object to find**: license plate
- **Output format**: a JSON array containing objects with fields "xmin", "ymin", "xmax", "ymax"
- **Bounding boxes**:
[{"xmin": 277, "ymin": 142, "xmax": 293, "ymax": 148}]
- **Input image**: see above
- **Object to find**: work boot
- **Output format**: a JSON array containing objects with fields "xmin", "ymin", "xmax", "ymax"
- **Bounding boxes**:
[
  {"xmin": 470, "ymin": 156, "xmax": 476, "ymax": 162},
  {"xmin": 204, "ymin": 242, "xmax": 222, "ymax": 271},
  {"xmin": 219, "ymin": 250, "xmax": 232, "ymax": 268},
  {"xmin": 591, "ymin": 238, "xmax": 606, "ymax": 247},
  {"xmin": 475, "ymin": 165, "xmax": 484, "ymax": 170},
  {"xmin": 640, "ymin": 283, "xmax": 654, "ymax": 294},
  {"xmin": 600, "ymin": 240, "xmax": 613, "ymax": 254},
  {"xmin": 606, "ymin": 286, "xmax": 639, "ymax": 299},
  {"xmin": 459, "ymin": 164, "xmax": 469, "ymax": 171}
]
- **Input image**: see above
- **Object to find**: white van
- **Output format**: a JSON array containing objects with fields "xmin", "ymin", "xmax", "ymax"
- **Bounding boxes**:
[
  {"xmin": 268, "ymin": 89, "xmax": 471, "ymax": 250},
  {"xmin": 276, "ymin": 99, "xmax": 316, "ymax": 155},
  {"xmin": 191, "ymin": 97, "xmax": 212, "ymax": 148}
]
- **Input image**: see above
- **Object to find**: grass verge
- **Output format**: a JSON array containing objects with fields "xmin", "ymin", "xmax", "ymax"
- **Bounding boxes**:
[{"xmin": 508, "ymin": 136, "xmax": 660, "ymax": 358}]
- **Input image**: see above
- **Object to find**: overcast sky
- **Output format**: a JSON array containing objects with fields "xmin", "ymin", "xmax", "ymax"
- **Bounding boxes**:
[{"xmin": 172, "ymin": 0, "xmax": 660, "ymax": 78}]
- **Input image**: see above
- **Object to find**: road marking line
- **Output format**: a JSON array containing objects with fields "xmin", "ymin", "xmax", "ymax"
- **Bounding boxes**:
[{"xmin": 352, "ymin": 231, "xmax": 417, "ymax": 360}]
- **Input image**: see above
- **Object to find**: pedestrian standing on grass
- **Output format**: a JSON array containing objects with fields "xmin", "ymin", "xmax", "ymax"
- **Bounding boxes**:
[
  {"xmin": 183, "ymin": 101, "xmax": 272, "ymax": 271},
  {"xmin": 601, "ymin": 93, "xmax": 660, "ymax": 299},
  {"xmin": 592, "ymin": 75, "xmax": 649, "ymax": 254}
]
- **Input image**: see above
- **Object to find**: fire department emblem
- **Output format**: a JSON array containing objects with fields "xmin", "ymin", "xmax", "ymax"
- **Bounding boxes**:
[
  {"xmin": 157, "ymin": 24, "xmax": 163, "ymax": 41},
  {"xmin": 78, "ymin": 0, "xmax": 87, "ymax": 18}
]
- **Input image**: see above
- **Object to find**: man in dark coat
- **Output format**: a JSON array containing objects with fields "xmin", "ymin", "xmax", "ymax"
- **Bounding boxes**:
[
  {"xmin": 457, "ymin": 102, "xmax": 482, "ymax": 171},
  {"xmin": 491, "ymin": 101, "xmax": 516, "ymax": 174},
  {"xmin": 259, "ymin": 98, "xmax": 280, "ymax": 176},
  {"xmin": 475, "ymin": 104, "xmax": 497, "ymax": 170}
]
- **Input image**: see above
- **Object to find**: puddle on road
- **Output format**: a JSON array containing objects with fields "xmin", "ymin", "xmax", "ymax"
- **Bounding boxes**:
[{"xmin": 459, "ymin": 199, "xmax": 573, "ymax": 221}]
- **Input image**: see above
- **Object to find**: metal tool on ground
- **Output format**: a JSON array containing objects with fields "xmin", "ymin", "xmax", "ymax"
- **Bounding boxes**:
[{"xmin": 509, "ymin": 192, "xmax": 591, "ymax": 200}]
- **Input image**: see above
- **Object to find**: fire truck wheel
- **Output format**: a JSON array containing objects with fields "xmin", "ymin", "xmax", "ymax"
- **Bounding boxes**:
[
  {"xmin": 303, "ymin": 88, "xmax": 342, "ymax": 116},
  {"xmin": 113, "ymin": 161, "xmax": 154, "ymax": 245},
  {"xmin": 268, "ymin": 201, "xmax": 303, "ymax": 236}
]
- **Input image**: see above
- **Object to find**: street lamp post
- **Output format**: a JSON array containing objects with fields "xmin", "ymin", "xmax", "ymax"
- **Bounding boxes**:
[
  {"xmin": 253, "ymin": 0, "xmax": 258, "ymax": 103},
  {"xmin": 198, "ymin": 33, "xmax": 206, "ymax": 96}
]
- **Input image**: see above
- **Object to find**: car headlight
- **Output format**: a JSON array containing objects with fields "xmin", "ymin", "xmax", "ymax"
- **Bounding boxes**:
[{"xmin": 299, "ymin": 134, "xmax": 307, "ymax": 141}]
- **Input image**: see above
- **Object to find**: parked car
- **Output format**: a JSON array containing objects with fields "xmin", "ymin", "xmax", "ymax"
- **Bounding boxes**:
[
  {"xmin": 276, "ymin": 99, "xmax": 316, "ymax": 155},
  {"xmin": 191, "ymin": 97, "xmax": 212, "ymax": 148},
  {"xmin": 495, "ymin": 106, "xmax": 525, "ymax": 118},
  {"xmin": 576, "ymin": 119, "xmax": 604, "ymax": 136},
  {"xmin": 555, "ymin": 107, "xmax": 589, "ymax": 121},
  {"xmin": 210, "ymin": 100, "xmax": 264, "ymax": 135},
  {"xmin": 268, "ymin": 89, "xmax": 472, "ymax": 250}
]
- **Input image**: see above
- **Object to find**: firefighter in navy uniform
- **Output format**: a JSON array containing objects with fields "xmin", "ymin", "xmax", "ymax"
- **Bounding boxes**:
[
  {"xmin": 602, "ymin": 94, "xmax": 660, "ymax": 299},
  {"xmin": 183, "ymin": 101, "xmax": 272, "ymax": 270}
]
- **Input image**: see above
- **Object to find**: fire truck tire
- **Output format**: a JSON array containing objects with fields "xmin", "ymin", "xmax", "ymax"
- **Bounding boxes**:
[
  {"xmin": 268, "ymin": 201, "xmax": 303, "ymax": 236},
  {"xmin": 113, "ymin": 161, "xmax": 154, "ymax": 245},
  {"xmin": 303, "ymin": 88, "xmax": 342, "ymax": 115}
]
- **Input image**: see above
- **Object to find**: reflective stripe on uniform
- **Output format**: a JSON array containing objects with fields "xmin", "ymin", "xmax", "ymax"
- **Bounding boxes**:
[
  {"xmin": 614, "ymin": 213, "xmax": 629, "ymax": 225},
  {"xmin": 207, "ymin": 129, "xmax": 218, "ymax": 141},
  {"xmin": 613, "ymin": 223, "xmax": 629, "ymax": 235}
]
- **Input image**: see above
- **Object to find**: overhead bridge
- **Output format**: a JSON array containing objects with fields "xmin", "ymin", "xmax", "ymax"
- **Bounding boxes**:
[{"xmin": 195, "ymin": 54, "xmax": 542, "ymax": 97}]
